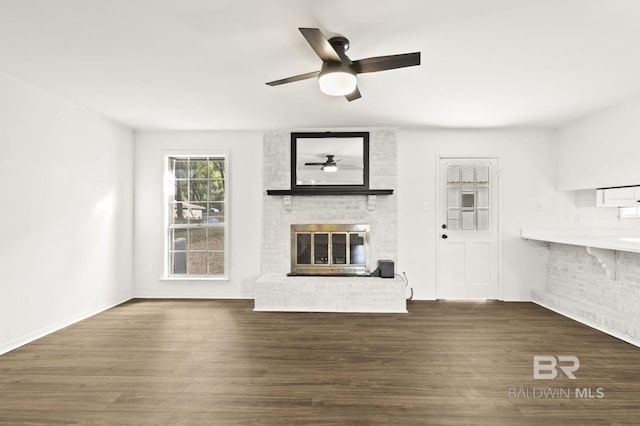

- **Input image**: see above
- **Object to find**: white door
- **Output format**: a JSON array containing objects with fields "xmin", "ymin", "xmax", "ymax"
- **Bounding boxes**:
[{"xmin": 437, "ymin": 158, "xmax": 499, "ymax": 299}]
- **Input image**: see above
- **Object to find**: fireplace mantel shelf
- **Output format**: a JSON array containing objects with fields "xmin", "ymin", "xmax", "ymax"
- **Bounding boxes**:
[{"xmin": 266, "ymin": 188, "xmax": 393, "ymax": 196}]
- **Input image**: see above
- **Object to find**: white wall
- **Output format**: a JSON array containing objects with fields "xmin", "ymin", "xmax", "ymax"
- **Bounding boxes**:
[
  {"xmin": 133, "ymin": 131, "xmax": 263, "ymax": 298},
  {"xmin": 0, "ymin": 72, "xmax": 134, "ymax": 354},
  {"xmin": 557, "ymin": 97, "xmax": 640, "ymax": 191},
  {"xmin": 397, "ymin": 128, "xmax": 576, "ymax": 301}
]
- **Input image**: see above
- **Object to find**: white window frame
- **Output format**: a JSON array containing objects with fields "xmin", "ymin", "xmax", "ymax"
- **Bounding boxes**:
[{"xmin": 162, "ymin": 152, "xmax": 229, "ymax": 280}]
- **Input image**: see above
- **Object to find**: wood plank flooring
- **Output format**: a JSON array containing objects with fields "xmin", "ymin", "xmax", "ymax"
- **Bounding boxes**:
[{"xmin": 0, "ymin": 299, "xmax": 639, "ymax": 425}]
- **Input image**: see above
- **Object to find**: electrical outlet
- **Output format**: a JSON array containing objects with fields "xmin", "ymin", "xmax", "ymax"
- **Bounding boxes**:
[
  {"xmin": 422, "ymin": 201, "xmax": 429, "ymax": 210},
  {"xmin": 146, "ymin": 263, "xmax": 153, "ymax": 273},
  {"xmin": 535, "ymin": 202, "xmax": 543, "ymax": 211}
]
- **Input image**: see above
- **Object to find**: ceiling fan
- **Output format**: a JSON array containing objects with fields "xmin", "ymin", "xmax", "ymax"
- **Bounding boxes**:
[
  {"xmin": 266, "ymin": 28, "xmax": 421, "ymax": 101},
  {"xmin": 305, "ymin": 154, "xmax": 340, "ymax": 172}
]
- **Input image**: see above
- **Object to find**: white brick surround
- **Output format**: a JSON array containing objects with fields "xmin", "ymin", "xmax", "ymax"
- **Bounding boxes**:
[
  {"xmin": 255, "ymin": 274, "xmax": 407, "ymax": 313},
  {"xmin": 257, "ymin": 129, "xmax": 402, "ymax": 313},
  {"xmin": 533, "ymin": 243, "xmax": 640, "ymax": 346},
  {"xmin": 261, "ymin": 129, "xmax": 398, "ymax": 274}
]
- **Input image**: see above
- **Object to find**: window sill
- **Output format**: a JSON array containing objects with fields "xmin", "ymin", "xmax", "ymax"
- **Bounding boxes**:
[{"xmin": 161, "ymin": 276, "xmax": 230, "ymax": 282}]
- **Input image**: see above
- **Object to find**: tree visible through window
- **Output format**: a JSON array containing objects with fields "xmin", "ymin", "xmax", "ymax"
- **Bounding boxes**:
[{"xmin": 167, "ymin": 156, "xmax": 227, "ymax": 277}]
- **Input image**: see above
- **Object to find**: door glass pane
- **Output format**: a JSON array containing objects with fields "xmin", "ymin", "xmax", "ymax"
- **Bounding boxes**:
[
  {"xmin": 332, "ymin": 233, "xmax": 347, "ymax": 264},
  {"xmin": 296, "ymin": 233, "xmax": 311, "ymax": 265},
  {"xmin": 476, "ymin": 165, "xmax": 489, "ymax": 184},
  {"xmin": 349, "ymin": 233, "xmax": 365, "ymax": 265},
  {"xmin": 461, "ymin": 165, "xmax": 474, "ymax": 185},
  {"xmin": 476, "ymin": 187, "xmax": 489, "ymax": 208},
  {"xmin": 461, "ymin": 210, "xmax": 475, "ymax": 230},
  {"xmin": 462, "ymin": 191, "xmax": 475, "ymax": 208},
  {"xmin": 477, "ymin": 209, "xmax": 489, "ymax": 230},
  {"xmin": 447, "ymin": 210, "xmax": 460, "ymax": 230},
  {"xmin": 447, "ymin": 165, "xmax": 460, "ymax": 184},
  {"xmin": 447, "ymin": 187, "xmax": 460, "ymax": 208},
  {"xmin": 314, "ymin": 233, "xmax": 329, "ymax": 264}
]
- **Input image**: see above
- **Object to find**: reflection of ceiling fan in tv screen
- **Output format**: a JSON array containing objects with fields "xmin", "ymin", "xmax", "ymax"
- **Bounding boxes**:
[
  {"xmin": 304, "ymin": 154, "xmax": 362, "ymax": 173},
  {"xmin": 292, "ymin": 132, "xmax": 369, "ymax": 189}
]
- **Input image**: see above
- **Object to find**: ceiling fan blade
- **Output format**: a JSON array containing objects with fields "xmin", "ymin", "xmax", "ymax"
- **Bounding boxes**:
[
  {"xmin": 345, "ymin": 86, "xmax": 362, "ymax": 102},
  {"xmin": 266, "ymin": 71, "xmax": 320, "ymax": 86},
  {"xmin": 353, "ymin": 52, "xmax": 421, "ymax": 74},
  {"xmin": 299, "ymin": 28, "xmax": 342, "ymax": 62},
  {"xmin": 304, "ymin": 162, "xmax": 325, "ymax": 166}
]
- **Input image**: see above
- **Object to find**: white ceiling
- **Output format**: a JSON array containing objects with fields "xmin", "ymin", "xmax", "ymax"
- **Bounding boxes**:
[{"xmin": 1, "ymin": 0, "xmax": 640, "ymax": 130}]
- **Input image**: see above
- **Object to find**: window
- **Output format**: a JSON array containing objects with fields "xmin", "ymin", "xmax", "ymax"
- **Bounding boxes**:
[
  {"xmin": 446, "ymin": 164, "xmax": 490, "ymax": 230},
  {"xmin": 165, "ymin": 156, "xmax": 227, "ymax": 278}
]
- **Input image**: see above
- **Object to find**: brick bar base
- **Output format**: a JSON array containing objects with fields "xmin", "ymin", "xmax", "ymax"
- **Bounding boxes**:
[{"xmin": 533, "ymin": 243, "xmax": 640, "ymax": 346}]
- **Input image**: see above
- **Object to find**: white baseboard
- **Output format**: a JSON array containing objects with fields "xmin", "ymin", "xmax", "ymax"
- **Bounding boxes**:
[
  {"xmin": 533, "ymin": 300, "xmax": 640, "ymax": 348},
  {"xmin": 132, "ymin": 293, "xmax": 253, "ymax": 299},
  {"xmin": 0, "ymin": 295, "xmax": 132, "ymax": 356}
]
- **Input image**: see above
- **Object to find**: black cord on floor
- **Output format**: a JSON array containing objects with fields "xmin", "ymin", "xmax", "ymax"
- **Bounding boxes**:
[{"xmin": 396, "ymin": 271, "xmax": 413, "ymax": 302}]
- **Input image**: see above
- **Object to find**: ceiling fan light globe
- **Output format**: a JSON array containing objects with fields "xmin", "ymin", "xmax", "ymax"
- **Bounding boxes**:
[
  {"xmin": 318, "ymin": 71, "xmax": 357, "ymax": 96},
  {"xmin": 322, "ymin": 164, "xmax": 338, "ymax": 172}
]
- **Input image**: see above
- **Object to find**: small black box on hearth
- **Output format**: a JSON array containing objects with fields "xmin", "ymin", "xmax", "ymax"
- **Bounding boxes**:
[{"xmin": 378, "ymin": 260, "xmax": 394, "ymax": 278}]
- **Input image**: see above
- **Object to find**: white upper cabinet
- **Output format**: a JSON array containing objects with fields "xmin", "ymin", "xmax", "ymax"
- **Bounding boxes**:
[{"xmin": 596, "ymin": 186, "xmax": 640, "ymax": 207}]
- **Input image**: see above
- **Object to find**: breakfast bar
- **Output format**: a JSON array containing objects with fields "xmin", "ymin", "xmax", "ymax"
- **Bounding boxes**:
[{"xmin": 521, "ymin": 228, "xmax": 640, "ymax": 346}]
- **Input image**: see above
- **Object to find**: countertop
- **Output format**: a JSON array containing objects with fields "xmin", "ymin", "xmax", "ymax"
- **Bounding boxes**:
[{"xmin": 520, "ymin": 228, "xmax": 640, "ymax": 254}]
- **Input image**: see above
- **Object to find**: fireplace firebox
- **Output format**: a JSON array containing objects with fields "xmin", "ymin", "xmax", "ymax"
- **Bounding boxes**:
[{"xmin": 290, "ymin": 224, "xmax": 370, "ymax": 276}]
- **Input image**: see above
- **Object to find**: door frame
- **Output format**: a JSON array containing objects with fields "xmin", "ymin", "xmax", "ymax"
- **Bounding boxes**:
[{"xmin": 435, "ymin": 155, "xmax": 503, "ymax": 300}]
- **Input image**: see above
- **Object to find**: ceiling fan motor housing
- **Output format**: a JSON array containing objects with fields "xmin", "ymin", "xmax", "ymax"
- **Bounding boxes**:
[{"xmin": 328, "ymin": 36, "xmax": 350, "ymax": 54}]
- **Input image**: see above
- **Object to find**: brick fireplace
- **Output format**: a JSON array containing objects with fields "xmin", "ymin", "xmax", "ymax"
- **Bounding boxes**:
[{"xmin": 256, "ymin": 129, "xmax": 405, "ymax": 312}]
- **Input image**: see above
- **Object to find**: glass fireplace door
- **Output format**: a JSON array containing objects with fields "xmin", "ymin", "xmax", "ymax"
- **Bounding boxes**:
[
  {"xmin": 290, "ymin": 225, "xmax": 370, "ymax": 276},
  {"xmin": 314, "ymin": 233, "xmax": 329, "ymax": 264},
  {"xmin": 332, "ymin": 233, "xmax": 347, "ymax": 265},
  {"xmin": 349, "ymin": 232, "xmax": 365, "ymax": 265}
]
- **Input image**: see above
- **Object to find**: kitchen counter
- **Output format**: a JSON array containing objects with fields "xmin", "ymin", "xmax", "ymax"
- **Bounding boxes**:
[
  {"xmin": 521, "ymin": 228, "xmax": 640, "ymax": 254},
  {"xmin": 522, "ymin": 227, "xmax": 640, "ymax": 347}
]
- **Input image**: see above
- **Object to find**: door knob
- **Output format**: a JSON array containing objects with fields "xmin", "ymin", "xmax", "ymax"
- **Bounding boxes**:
[
  {"xmin": 442, "ymin": 224, "xmax": 447, "ymax": 229},
  {"xmin": 441, "ymin": 234, "xmax": 448, "ymax": 239}
]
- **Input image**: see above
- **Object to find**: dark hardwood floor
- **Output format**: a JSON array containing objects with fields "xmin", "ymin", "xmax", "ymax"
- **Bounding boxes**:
[{"xmin": 0, "ymin": 299, "xmax": 639, "ymax": 425}]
